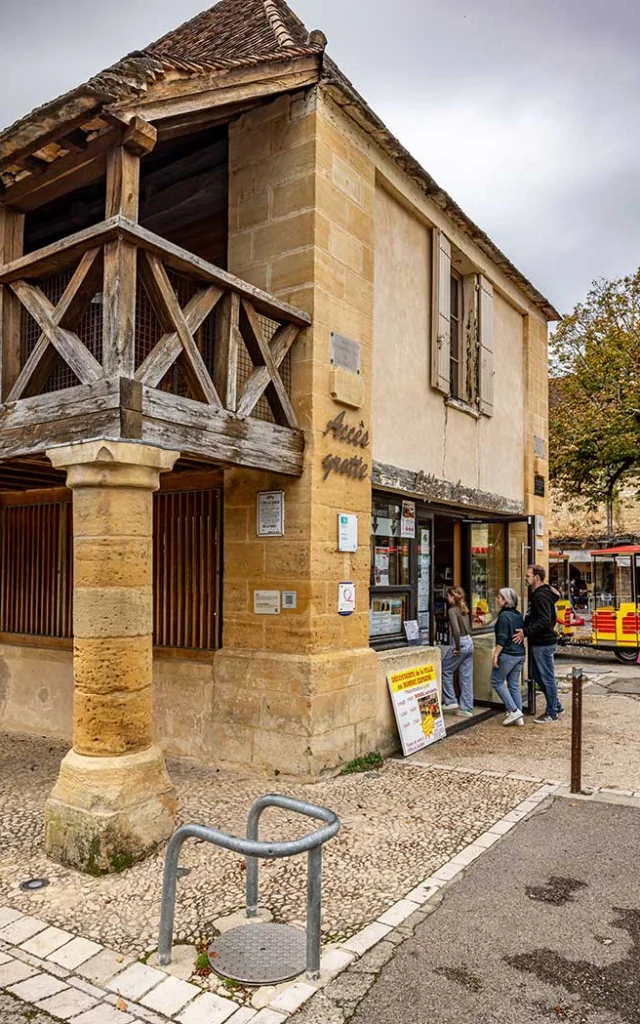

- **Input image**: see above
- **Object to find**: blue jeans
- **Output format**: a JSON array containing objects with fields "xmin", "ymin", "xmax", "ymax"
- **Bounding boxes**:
[
  {"xmin": 491, "ymin": 653, "xmax": 525, "ymax": 714},
  {"xmin": 441, "ymin": 635, "xmax": 474, "ymax": 712},
  {"xmin": 530, "ymin": 644, "xmax": 563, "ymax": 718}
]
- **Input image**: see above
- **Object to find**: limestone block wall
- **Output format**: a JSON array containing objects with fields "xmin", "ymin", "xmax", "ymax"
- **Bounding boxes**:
[
  {"xmin": 0, "ymin": 645, "xmax": 218, "ymax": 765},
  {"xmin": 218, "ymin": 86, "xmax": 380, "ymax": 775},
  {"xmin": 550, "ymin": 479, "xmax": 640, "ymax": 544}
]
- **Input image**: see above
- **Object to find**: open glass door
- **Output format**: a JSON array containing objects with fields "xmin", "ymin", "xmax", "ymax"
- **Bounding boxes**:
[{"xmin": 464, "ymin": 515, "xmax": 534, "ymax": 710}]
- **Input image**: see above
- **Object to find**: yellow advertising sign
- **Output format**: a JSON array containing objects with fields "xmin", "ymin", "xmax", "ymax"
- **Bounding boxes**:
[
  {"xmin": 388, "ymin": 663, "xmax": 436, "ymax": 693},
  {"xmin": 387, "ymin": 662, "xmax": 445, "ymax": 756}
]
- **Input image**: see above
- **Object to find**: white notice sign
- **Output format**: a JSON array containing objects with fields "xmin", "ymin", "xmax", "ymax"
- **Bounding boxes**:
[
  {"xmin": 257, "ymin": 491, "xmax": 284, "ymax": 537},
  {"xmin": 387, "ymin": 664, "xmax": 446, "ymax": 757},
  {"xmin": 338, "ymin": 513, "xmax": 358, "ymax": 552},
  {"xmin": 338, "ymin": 581, "xmax": 356, "ymax": 616},
  {"xmin": 254, "ymin": 590, "xmax": 281, "ymax": 615}
]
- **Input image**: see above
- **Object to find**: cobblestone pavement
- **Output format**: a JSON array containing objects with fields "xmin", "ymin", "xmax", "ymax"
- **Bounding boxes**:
[
  {"xmin": 0, "ymin": 731, "xmax": 539, "ymax": 960},
  {"xmin": 408, "ymin": 653, "xmax": 640, "ymax": 791},
  {"xmin": 0, "ymin": 781, "xmax": 557, "ymax": 1023}
]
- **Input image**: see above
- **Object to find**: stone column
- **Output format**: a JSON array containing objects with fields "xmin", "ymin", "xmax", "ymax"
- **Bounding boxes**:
[{"xmin": 44, "ymin": 440, "xmax": 179, "ymax": 874}]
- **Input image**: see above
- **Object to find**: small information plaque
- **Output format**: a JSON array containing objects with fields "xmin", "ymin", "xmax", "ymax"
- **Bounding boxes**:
[
  {"xmin": 254, "ymin": 590, "xmax": 281, "ymax": 615},
  {"xmin": 338, "ymin": 581, "xmax": 356, "ymax": 616},
  {"xmin": 337, "ymin": 513, "xmax": 358, "ymax": 552},
  {"xmin": 330, "ymin": 332, "xmax": 361, "ymax": 375},
  {"xmin": 257, "ymin": 491, "xmax": 284, "ymax": 537}
]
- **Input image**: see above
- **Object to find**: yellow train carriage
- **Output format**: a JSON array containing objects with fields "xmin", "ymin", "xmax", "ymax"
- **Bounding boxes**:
[{"xmin": 591, "ymin": 546, "xmax": 640, "ymax": 664}]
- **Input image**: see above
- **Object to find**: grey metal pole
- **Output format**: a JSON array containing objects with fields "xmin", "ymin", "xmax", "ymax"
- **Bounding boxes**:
[
  {"xmin": 157, "ymin": 830, "xmax": 187, "ymax": 965},
  {"xmin": 245, "ymin": 805, "xmax": 260, "ymax": 918},
  {"xmin": 570, "ymin": 665, "xmax": 583, "ymax": 794},
  {"xmin": 306, "ymin": 845, "xmax": 322, "ymax": 979}
]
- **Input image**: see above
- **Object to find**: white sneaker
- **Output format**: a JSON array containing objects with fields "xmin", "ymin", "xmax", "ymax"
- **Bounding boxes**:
[
  {"xmin": 442, "ymin": 703, "xmax": 459, "ymax": 712},
  {"xmin": 503, "ymin": 710, "xmax": 524, "ymax": 726}
]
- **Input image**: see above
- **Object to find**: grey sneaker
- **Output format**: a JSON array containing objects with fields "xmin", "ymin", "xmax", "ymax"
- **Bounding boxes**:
[
  {"xmin": 533, "ymin": 714, "xmax": 558, "ymax": 724},
  {"xmin": 455, "ymin": 709, "xmax": 474, "ymax": 718},
  {"xmin": 441, "ymin": 703, "xmax": 459, "ymax": 712}
]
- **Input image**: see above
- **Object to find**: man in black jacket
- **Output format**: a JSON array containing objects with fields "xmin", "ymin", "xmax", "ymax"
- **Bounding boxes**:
[{"xmin": 514, "ymin": 564, "xmax": 564, "ymax": 723}]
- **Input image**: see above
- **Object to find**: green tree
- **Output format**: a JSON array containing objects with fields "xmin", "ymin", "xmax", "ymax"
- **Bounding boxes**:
[{"xmin": 550, "ymin": 270, "xmax": 640, "ymax": 537}]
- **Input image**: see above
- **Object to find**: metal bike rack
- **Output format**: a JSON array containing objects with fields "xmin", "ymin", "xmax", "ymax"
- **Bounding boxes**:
[{"xmin": 157, "ymin": 794, "xmax": 340, "ymax": 984}]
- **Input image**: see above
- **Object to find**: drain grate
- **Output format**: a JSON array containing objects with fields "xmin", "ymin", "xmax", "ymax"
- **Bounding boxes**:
[{"xmin": 208, "ymin": 923, "xmax": 306, "ymax": 985}]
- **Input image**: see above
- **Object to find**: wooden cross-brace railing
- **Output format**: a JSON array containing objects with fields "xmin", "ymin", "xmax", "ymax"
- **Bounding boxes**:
[
  {"xmin": 0, "ymin": 216, "xmax": 310, "ymax": 473},
  {"xmin": 0, "ymin": 216, "xmax": 309, "ymax": 423}
]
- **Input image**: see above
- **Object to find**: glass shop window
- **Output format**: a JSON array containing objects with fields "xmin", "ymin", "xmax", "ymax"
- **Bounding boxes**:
[
  {"xmin": 369, "ymin": 497, "xmax": 411, "ymax": 641},
  {"xmin": 470, "ymin": 522, "xmax": 505, "ymax": 629}
]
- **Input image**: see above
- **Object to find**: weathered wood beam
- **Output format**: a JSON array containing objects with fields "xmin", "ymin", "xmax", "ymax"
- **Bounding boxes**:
[
  {"xmin": 123, "ymin": 116, "xmax": 157, "ymax": 158},
  {"xmin": 102, "ymin": 146, "xmax": 141, "ymax": 377},
  {"xmin": 119, "ymin": 219, "xmax": 311, "ymax": 326},
  {"xmin": 236, "ymin": 322, "xmax": 298, "ymax": 419},
  {"xmin": 136, "ymin": 263, "xmax": 222, "ymax": 387},
  {"xmin": 0, "ymin": 377, "xmax": 121, "ymax": 459},
  {"xmin": 7, "ymin": 247, "xmax": 102, "ymax": 401},
  {"xmin": 239, "ymin": 298, "xmax": 298, "ymax": 428},
  {"xmin": 0, "ymin": 217, "xmax": 119, "ymax": 284},
  {"xmin": 213, "ymin": 292, "xmax": 240, "ymax": 412},
  {"xmin": 105, "ymin": 146, "xmax": 140, "ymax": 222},
  {"xmin": 143, "ymin": 252, "xmax": 221, "ymax": 406},
  {"xmin": 138, "ymin": 385, "xmax": 304, "ymax": 477},
  {"xmin": 3, "ymin": 128, "xmax": 123, "ymax": 213},
  {"xmin": 0, "ymin": 100, "xmax": 100, "ymax": 170},
  {"xmin": 125, "ymin": 56, "xmax": 321, "ymax": 122},
  {"xmin": 10, "ymin": 279, "xmax": 102, "ymax": 385},
  {"xmin": 0, "ymin": 205, "xmax": 25, "ymax": 400}
]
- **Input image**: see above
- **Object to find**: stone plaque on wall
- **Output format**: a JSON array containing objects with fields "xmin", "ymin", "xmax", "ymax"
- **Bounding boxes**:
[
  {"xmin": 330, "ymin": 332, "xmax": 361, "ymax": 375},
  {"xmin": 533, "ymin": 435, "xmax": 545, "ymax": 458},
  {"xmin": 534, "ymin": 474, "xmax": 545, "ymax": 497}
]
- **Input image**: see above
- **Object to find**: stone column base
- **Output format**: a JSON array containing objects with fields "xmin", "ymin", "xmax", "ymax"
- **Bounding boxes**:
[{"xmin": 44, "ymin": 745, "xmax": 177, "ymax": 874}]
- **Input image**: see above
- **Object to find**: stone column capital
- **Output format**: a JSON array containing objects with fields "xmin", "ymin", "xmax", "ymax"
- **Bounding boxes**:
[{"xmin": 46, "ymin": 440, "xmax": 180, "ymax": 490}]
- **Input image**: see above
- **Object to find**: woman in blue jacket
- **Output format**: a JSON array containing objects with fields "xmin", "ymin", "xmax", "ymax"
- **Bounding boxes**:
[{"xmin": 491, "ymin": 588, "xmax": 526, "ymax": 726}]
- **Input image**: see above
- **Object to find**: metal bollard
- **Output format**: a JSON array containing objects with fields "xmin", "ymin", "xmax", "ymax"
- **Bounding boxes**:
[{"xmin": 570, "ymin": 665, "xmax": 583, "ymax": 794}]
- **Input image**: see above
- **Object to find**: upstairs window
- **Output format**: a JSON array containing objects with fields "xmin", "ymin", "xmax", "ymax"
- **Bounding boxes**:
[{"xmin": 432, "ymin": 229, "xmax": 494, "ymax": 415}]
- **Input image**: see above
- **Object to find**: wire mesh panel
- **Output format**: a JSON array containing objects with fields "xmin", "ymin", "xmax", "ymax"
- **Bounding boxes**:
[
  {"xmin": 0, "ymin": 500, "xmax": 72, "ymax": 637},
  {"xmin": 153, "ymin": 488, "xmax": 220, "ymax": 650},
  {"xmin": 19, "ymin": 266, "xmax": 103, "ymax": 394}
]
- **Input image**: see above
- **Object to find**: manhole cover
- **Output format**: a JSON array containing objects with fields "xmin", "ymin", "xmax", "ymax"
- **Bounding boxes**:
[
  {"xmin": 208, "ymin": 923, "xmax": 306, "ymax": 985},
  {"xmin": 19, "ymin": 878, "xmax": 49, "ymax": 891}
]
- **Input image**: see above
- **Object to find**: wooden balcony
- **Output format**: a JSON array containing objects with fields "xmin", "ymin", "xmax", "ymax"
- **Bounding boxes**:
[{"xmin": 0, "ymin": 216, "xmax": 309, "ymax": 476}]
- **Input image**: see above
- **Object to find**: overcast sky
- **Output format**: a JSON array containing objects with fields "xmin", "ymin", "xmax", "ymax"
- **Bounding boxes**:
[{"xmin": 2, "ymin": 0, "xmax": 639, "ymax": 316}]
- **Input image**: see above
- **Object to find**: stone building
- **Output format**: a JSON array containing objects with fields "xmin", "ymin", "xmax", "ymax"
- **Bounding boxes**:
[{"xmin": 0, "ymin": 0, "xmax": 557, "ymax": 871}]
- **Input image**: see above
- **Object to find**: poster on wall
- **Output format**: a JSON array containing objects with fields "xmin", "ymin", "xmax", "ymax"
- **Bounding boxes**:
[
  {"xmin": 387, "ymin": 663, "xmax": 446, "ymax": 756},
  {"xmin": 257, "ymin": 491, "xmax": 284, "ymax": 536},
  {"xmin": 401, "ymin": 500, "xmax": 416, "ymax": 539},
  {"xmin": 374, "ymin": 546, "xmax": 390, "ymax": 586},
  {"xmin": 369, "ymin": 596, "xmax": 403, "ymax": 637}
]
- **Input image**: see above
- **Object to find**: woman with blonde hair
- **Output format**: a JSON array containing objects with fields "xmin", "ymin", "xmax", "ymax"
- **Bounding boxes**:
[
  {"xmin": 441, "ymin": 586, "xmax": 474, "ymax": 717},
  {"xmin": 491, "ymin": 587, "xmax": 526, "ymax": 726}
]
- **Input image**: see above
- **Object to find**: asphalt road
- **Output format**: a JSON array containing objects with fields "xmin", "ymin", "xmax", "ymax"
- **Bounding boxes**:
[{"xmin": 349, "ymin": 798, "xmax": 640, "ymax": 1024}]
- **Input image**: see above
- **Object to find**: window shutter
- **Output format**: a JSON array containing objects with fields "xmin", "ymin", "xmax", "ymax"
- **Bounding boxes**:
[
  {"xmin": 431, "ymin": 229, "xmax": 451, "ymax": 394},
  {"xmin": 478, "ymin": 274, "xmax": 494, "ymax": 416},
  {"xmin": 462, "ymin": 274, "xmax": 478, "ymax": 403}
]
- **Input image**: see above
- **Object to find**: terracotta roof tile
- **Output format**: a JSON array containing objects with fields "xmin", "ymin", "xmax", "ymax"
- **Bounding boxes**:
[{"xmin": 145, "ymin": 0, "xmax": 320, "ymax": 72}]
